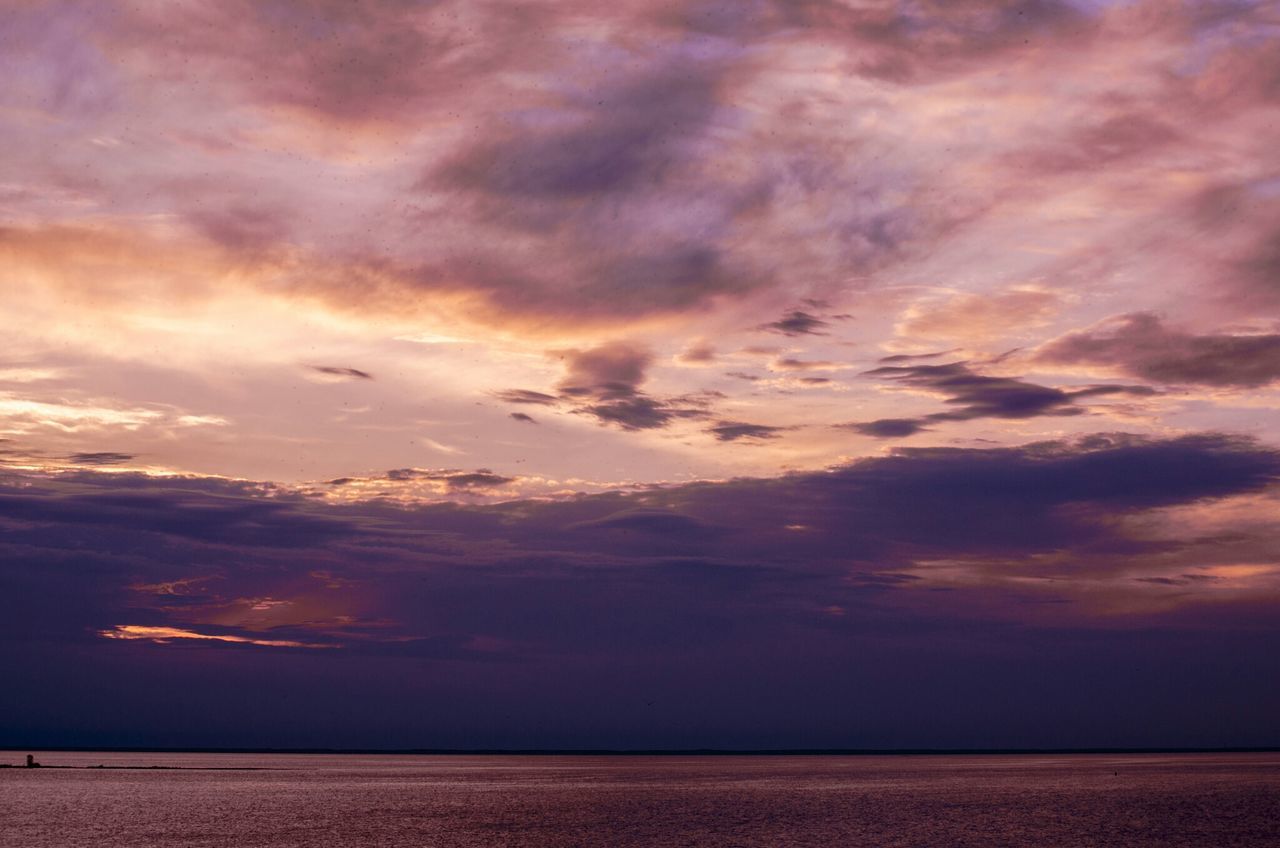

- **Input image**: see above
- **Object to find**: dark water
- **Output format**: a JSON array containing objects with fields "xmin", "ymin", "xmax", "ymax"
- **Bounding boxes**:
[{"xmin": 2, "ymin": 752, "xmax": 1278, "ymax": 847}]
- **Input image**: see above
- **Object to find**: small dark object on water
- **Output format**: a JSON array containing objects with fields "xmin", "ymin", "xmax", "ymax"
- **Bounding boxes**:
[{"xmin": 26, "ymin": 754, "xmax": 40, "ymax": 769}]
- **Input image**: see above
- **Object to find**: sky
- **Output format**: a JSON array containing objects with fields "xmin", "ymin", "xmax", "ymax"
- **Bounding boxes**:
[{"xmin": 2, "ymin": 0, "xmax": 1279, "ymax": 749}]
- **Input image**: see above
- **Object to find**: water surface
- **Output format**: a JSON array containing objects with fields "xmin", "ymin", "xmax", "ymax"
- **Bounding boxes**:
[{"xmin": 2, "ymin": 751, "xmax": 1277, "ymax": 846}]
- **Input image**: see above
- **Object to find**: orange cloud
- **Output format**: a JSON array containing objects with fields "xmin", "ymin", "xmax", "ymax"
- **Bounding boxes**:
[{"xmin": 99, "ymin": 624, "xmax": 334, "ymax": 649}]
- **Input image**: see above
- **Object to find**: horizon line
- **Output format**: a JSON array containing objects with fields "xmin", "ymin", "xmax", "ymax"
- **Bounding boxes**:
[{"xmin": 4, "ymin": 746, "xmax": 1278, "ymax": 757}]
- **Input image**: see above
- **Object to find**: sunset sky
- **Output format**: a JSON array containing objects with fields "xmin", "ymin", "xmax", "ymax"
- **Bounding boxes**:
[{"xmin": 3, "ymin": 0, "xmax": 1280, "ymax": 749}]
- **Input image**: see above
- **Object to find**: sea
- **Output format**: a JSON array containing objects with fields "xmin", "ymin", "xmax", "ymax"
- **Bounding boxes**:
[{"xmin": 1, "ymin": 751, "xmax": 1277, "ymax": 847}]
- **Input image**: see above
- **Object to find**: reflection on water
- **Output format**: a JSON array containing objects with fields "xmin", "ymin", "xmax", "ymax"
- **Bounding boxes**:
[{"xmin": 2, "ymin": 752, "xmax": 1277, "ymax": 847}]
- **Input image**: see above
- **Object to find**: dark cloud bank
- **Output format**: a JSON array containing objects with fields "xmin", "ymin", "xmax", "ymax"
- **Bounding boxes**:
[{"xmin": 3, "ymin": 433, "xmax": 1280, "ymax": 748}]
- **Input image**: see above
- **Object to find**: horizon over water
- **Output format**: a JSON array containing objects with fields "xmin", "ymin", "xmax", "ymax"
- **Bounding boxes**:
[{"xmin": 3, "ymin": 751, "xmax": 1277, "ymax": 846}]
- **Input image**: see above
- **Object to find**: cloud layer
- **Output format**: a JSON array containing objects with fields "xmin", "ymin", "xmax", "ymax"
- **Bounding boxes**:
[
  {"xmin": 2, "ymin": 0, "xmax": 1280, "ymax": 748},
  {"xmin": 4, "ymin": 434, "xmax": 1280, "ymax": 745}
]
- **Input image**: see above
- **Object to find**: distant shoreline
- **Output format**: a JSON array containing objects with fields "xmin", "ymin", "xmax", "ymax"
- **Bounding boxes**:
[{"xmin": 2, "ymin": 746, "xmax": 1277, "ymax": 757}]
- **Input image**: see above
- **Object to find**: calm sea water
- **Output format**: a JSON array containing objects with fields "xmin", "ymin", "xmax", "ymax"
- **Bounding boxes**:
[{"xmin": 1, "ymin": 752, "xmax": 1277, "ymax": 847}]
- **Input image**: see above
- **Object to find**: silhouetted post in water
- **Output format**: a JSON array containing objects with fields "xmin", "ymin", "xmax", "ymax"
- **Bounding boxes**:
[{"xmin": 25, "ymin": 754, "xmax": 40, "ymax": 768}]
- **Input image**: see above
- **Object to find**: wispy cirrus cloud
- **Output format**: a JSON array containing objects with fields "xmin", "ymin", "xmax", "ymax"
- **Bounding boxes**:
[
  {"xmin": 845, "ymin": 361, "xmax": 1156, "ymax": 438},
  {"xmin": 100, "ymin": 624, "xmax": 333, "ymax": 650},
  {"xmin": 66, "ymin": 451, "xmax": 134, "ymax": 466},
  {"xmin": 310, "ymin": 366, "xmax": 374, "ymax": 381}
]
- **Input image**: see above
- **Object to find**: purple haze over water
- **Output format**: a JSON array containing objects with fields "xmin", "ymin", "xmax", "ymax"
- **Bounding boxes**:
[{"xmin": 2, "ymin": 752, "xmax": 1278, "ymax": 847}]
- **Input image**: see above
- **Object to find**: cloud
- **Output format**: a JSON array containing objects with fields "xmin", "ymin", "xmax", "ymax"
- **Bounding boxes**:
[
  {"xmin": 6, "ymin": 0, "xmax": 1274, "ymax": 351},
  {"xmin": 1242, "ymin": 230, "xmax": 1280, "ymax": 306},
  {"xmin": 845, "ymin": 361, "xmax": 1156, "ymax": 438},
  {"xmin": 1037, "ymin": 313, "xmax": 1280, "ymax": 388},
  {"xmin": 499, "ymin": 342, "xmax": 713, "ymax": 433},
  {"xmin": 896, "ymin": 289, "xmax": 1060, "ymax": 343},
  {"xmin": 4, "ymin": 433, "xmax": 1280, "ymax": 745},
  {"xmin": 186, "ymin": 201, "xmax": 293, "ymax": 252},
  {"xmin": 4, "ymin": 0, "xmax": 1280, "ymax": 749},
  {"xmin": 706, "ymin": 421, "xmax": 786, "ymax": 442},
  {"xmin": 310, "ymin": 467, "xmax": 528, "ymax": 502},
  {"xmin": 0, "ymin": 474, "xmax": 352, "ymax": 547},
  {"xmin": 842, "ymin": 418, "xmax": 929, "ymax": 439},
  {"xmin": 1008, "ymin": 113, "xmax": 1180, "ymax": 174},
  {"xmin": 66, "ymin": 451, "xmax": 135, "ymax": 466},
  {"xmin": 771, "ymin": 357, "xmax": 840, "ymax": 372},
  {"xmin": 3, "ymin": 432, "xmax": 1276, "ymax": 630},
  {"xmin": 1133, "ymin": 574, "xmax": 1224, "ymax": 587},
  {"xmin": 438, "ymin": 60, "xmax": 725, "ymax": 201},
  {"xmin": 494, "ymin": 390, "xmax": 560, "ymax": 406},
  {"xmin": 556, "ymin": 342, "xmax": 653, "ymax": 400},
  {"xmin": 773, "ymin": 0, "xmax": 1088, "ymax": 83},
  {"xmin": 1182, "ymin": 181, "xmax": 1280, "ymax": 311},
  {"xmin": 110, "ymin": 0, "xmax": 476, "ymax": 128},
  {"xmin": 310, "ymin": 366, "xmax": 374, "ymax": 381},
  {"xmin": 871, "ymin": 361, "xmax": 1152, "ymax": 419},
  {"xmin": 878, "ymin": 350, "xmax": 958, "ymax": 364},
  {"xmin": 409, "ymin": 48, "xmax": 784, "ymax": 322},
  {"xmin": 758, "ymin": 310, "xmax": 830, "ymax": 337},
  {"xmin": 572, "ymin": 508, "xmax": 720, "ymax": 537},
  {"xmin": 556, "ymin": 342, "xmax": 694, "ymax": 430},
  {"xmin": 384, "ymin": 468, "xmax": 515, "ymax": 490},
  {"xmin": 676, "ymin": 341, "xmax": 717, "ymax": 365},
  {"xmin": 100, "ymin": 624, "xmax": 333, "ymax": 650},
  {"xmin": 579, "ymin": 396, "xmax": 690, "ymax": 431}
]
